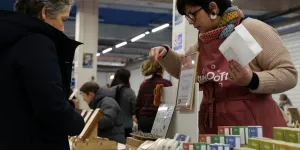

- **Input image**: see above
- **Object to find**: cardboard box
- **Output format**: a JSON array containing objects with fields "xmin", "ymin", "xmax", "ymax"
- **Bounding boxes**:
[
  {"xmin": 183, "ymin": 143, "xmax": 195, "ymax": 150},
  {"xmin": 218, "ymin": 126, "xmax": 232, "ymax": 135},
  {"xmin": 234, "ymin": 147, "xmax": 256, "ymax": 150},
  {"xmin": 225, "ymin": 135, "xmax": 241, "ymax": 149},
  {"xmin": 209, "ymin": 144, "xmax": 230, "ymax": 150},
  {"xmin": 248, "ymin": 126, "xmax": 263, "ymax": 138},
  {"xmin": 286, "ymin": 128, "xmax": 300, "ymax": 143},
  {"xmin": 273, "ymin": 127, "xmax": 288, "ymax": 141},
  {"xmin": 248, "ymin": 138, "xmax": 261, "ymax": 149},
  {"xmin": 199, "ymin": 134, "xmax": 214, "ymax": 144},
  {"xmin": 212, "ymin": 135, "xmax": 225, "ymax": 144},
  {"xmin": 194, "ymin": 143, "xmax": 209, "ymax": 150},
  {"xmin": 231, "ymin": 126, "xmax": 248, "ymax": 145}
]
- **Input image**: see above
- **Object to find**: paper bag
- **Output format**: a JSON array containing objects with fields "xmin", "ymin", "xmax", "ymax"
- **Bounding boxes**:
[{"xmin": 219, "ymin": 24, "xmax": 263, "ymax": 66}]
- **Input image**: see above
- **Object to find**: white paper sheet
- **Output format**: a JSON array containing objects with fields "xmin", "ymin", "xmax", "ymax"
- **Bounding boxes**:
[{"xmin": 219, "ymin": 24, "xmax": 263, "ymax": 66}]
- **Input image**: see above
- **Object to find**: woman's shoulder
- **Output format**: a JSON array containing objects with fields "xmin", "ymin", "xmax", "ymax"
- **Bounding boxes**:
[
  {"xmin": 18, "ymin": 33, "xmax": 55, "ymax": 47},
  {"xmin": 242, "ymin": 18, "xmax": 278, "ymax": 36}
]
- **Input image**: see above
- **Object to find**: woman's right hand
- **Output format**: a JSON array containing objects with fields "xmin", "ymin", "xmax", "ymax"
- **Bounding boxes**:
[{"xmin": 149, "ymin": 46, "xmax": 168, "ymax": 62}]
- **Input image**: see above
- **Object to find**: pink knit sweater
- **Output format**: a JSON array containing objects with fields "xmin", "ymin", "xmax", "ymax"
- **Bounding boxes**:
[{"xmin": 159, "ymin": 18, "xmax": 298, "ymax": 94}]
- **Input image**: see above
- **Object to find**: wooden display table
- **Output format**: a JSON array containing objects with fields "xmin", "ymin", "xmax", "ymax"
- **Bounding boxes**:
[{"xmin": 69, "ymin": 109, "xmax": 118, "ymax": 150}]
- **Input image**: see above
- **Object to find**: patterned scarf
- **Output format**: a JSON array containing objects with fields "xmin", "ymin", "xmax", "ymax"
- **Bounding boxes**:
[{"xmin": 199, "ymin": 6, "xmax": 244, "ymax": 43}]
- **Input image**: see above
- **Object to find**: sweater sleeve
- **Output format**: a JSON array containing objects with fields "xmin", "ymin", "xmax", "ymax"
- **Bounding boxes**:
[
  {"xmin": 158, "ymin": 43, "xmax": 198, "ymax": 79},
  {"xmin": 243, "ymin": 19, "xmax": 298, "ymax": 94}
]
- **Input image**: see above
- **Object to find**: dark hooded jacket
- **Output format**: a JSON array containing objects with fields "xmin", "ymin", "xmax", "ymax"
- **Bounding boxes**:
[
  {"xmin": 0, "ymin": 10, "xmax": 84, "ymax": 150},
  {"xmin": 89, "ymin": 86, "xmax": 126, "ymax": 144}
]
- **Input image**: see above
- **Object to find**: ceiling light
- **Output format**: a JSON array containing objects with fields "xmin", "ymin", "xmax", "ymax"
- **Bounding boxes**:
[
  {"xmin": 96, "ymin": 53, "xmax": 101, "ymax": 56},
  {"xmin": 102, "ymin": 48, "xmax": 113, "ymax": 54},
  {"xmin": 110, "ymin": 74, "xmax": 114, "ymax": 80},
  {"xmin": 115, "ymin": 42, "xmax": 128, "ymax": 48},
  {"xmin": 131, "ymin": 34, "xmax": 145, "ymax": 42},
  {"xmin": 151, "ymin": 23, "xmax": 170, "ymax": 33},
  {"xmin": 145, "ymin": 31, "xmax": 150, "ymax": 35}
]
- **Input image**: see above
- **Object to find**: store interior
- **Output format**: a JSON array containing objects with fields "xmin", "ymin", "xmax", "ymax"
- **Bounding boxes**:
[{"xmin": 1, "ymin": 0, "xmax": 300, "ymax": 149}]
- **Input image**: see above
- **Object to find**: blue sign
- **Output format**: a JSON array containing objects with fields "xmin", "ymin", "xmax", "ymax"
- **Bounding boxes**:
[
  {"xmin": 70, "ymin": 78, "xmax": 75, "ymax": 89},
  {"xmin": 174, "ymin": 33, "xmax": 183, "ymax": 51}
]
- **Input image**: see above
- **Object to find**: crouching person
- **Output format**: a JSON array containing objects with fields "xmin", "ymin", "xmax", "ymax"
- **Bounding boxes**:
[{"xmin": 80, "ymin": 82, "xmax": 126, "ymax": 144}]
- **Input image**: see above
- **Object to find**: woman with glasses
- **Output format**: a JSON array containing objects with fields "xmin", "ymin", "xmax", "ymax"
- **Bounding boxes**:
[{"xmin": 148, "ymin": 0, "xmax": 297, "ymax": 138}]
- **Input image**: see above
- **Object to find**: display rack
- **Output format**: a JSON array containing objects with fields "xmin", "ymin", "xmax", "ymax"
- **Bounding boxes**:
[{"xmin": 69, "ymin": 108, "xmax": 118, "ymax": 150}]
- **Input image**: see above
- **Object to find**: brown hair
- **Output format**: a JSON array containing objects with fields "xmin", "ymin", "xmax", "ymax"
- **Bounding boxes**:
[
  {"xmin": 80, "ymin": 82, "xmax": 100, "ymax": 94},
  {"xmin": 141, "ymin": 60, "xmax": 164, "ymax": 76}
]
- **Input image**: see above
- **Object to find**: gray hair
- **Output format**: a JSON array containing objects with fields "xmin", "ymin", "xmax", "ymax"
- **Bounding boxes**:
[{"xmin": 14, "ymin": 0, "xmax": 74, "ymax": 19}]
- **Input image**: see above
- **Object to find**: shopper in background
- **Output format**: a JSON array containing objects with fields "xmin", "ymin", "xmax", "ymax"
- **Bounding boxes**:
[
  {"xmin": 0, "ymin": 0, "xmax": 85, "ymax": 150},
  {"xmin": 80, "ymin": 82, "xmax": 126, "ymax": 144},
  {"xmin": 136, "ymin": 60, "xmax": 172, "ymax": 132},
  {"xmin": 148, "ymin": 0, "xmax": 297, "ymax": 137},
  {"xmin": 110, "ymin": 68, "xmax": 136, "ymax": 138},
  {"xmin": 279, "ymin": 94, "xmax": 293, "ymax": 110}
]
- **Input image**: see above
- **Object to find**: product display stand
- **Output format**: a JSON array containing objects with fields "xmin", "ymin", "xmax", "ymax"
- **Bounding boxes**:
[{"xmin": 70, "ymin": 108, "xmax": 118, "ymax": 150}]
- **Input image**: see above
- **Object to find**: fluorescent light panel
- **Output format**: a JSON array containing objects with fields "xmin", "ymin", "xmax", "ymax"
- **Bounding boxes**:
[
  {"xmin": 96, "ymin": 53, "xmax": 101, "ymax": 56},
  {"xmin": 115, "ymin": 42, "xmax": 128, "ymax": 48},
  {"xmin": 151, "ymin": 23, "xmax": 170, "ymax": 33},
  {"xmin": 102, "ymin": 48, "xmax": 113, "ymax": 54},
  {"xmin": 131, "ymin": 34, "xmax": 145, "ymax": 42}
]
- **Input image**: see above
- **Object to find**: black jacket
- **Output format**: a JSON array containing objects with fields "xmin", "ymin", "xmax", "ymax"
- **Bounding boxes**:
[
  {"xmin": 0, "ymin": 11, "xmax": 85, "ymax": 150},
  {"xmin": 89, "ymin": 87, "xmax": 126, "ymax": 144}
]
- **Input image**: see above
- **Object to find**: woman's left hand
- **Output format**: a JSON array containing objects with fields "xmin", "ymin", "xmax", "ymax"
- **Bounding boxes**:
[{"xmin": 228, "ymin": 60, "xmax": 253, "ymax": 86}]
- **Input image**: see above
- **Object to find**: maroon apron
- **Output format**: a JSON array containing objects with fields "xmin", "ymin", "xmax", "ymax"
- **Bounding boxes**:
[{"xmin": 196, "ymin": 29, "xmax": 286, "ymax": 138}]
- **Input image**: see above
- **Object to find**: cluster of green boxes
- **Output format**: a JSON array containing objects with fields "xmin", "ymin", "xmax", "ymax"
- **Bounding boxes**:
[
  {"xmin": 248, "ymin": 137, "xmax": 300, "ymax": 150},
  {"xmin": 245, "ymin": 127, "xmax": 300, "ymax": 150},
  {"xmin": 273, "ymin": 127, "xmax": 300, "ymax": 143}
]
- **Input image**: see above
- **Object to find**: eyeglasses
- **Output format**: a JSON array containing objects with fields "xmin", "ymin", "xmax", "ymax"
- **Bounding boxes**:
[{"xmin": 185, "ymin": 8, "xmax": 203, "ymax": 22}]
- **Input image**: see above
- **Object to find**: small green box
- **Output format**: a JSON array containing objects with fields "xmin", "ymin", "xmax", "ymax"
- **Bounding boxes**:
[
  {"xmin": 232, "ymin": 126, "xmax": 248, "ymax": 144},
  {"xmin": 194, "ymin": 143, "xmax": 208, "ymax": 150},
  {"xmin": 248, "ymin": 138, "xmax": 261, "ymax": 149},
  {"xmin": 261, "ymin": 141, "xmax": 274, "ymax": 150},
  {"xmin": 286, "ymin": 129, "xmax": 300, "ymax": 143},
  {"xmin": 234, "ymin": 147, "xmax": 256, "ymax": 150},
  {"xmin": 212, "ymin": 135, "xmax": 225, "ymax": 144},
  {"xmin": 273, "ymin": 127, "xmax": 287, "ymax": 141}
]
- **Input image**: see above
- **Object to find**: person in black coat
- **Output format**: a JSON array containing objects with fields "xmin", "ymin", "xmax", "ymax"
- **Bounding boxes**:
[{"xmin": 0, "ymin": 0, "xmax": 85, "ymax": 150}]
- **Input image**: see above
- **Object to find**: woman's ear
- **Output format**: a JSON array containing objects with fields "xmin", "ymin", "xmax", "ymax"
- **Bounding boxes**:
[
  {"xmin": 41, "ymin": 7, "xmax": 46, "ymax": 21},
  {"xmin": 209, "ymin": 2, "xmax": 220, "ymax": 15}
]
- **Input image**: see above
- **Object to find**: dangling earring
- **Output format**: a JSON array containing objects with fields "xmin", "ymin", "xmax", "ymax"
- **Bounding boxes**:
[{"xmin": 210, "ymin": 12, "xmax": 217, "ymax": 20}]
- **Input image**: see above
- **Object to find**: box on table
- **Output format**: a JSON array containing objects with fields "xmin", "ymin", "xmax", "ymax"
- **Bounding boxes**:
[
  {"xmin": 273, "ymin": 140, "xmax": 290, "ymax": 150},
  {"xmin": 194, "ymin": 143, "xmax": 209, "ymax": 150},
  {"xmin": 231, "ymin": 126, "xmax": 248, "ymax": 145},
  {"xmin": 212, "ymin": 135, "xmax": 225, "ymax": 144},
  {"xmin": 218, "ymin": 126, "xmax": 233, "ymax": 135},
  {"xmin": 260, "ymin": 140, "xmax": 275, "ymax": 150},
  {"xmin": 273, "ymin": 127, "xmax": 289, "ymax": 141},
  {"xmin": 199, "ymin": 134, "xmax": 214, "ymax": 144},
  {"xmin": 248, "ymin": 126, "xmax": 263, "ymax": 138},
  {"xmin": 248, "ymin": 138, "xmax": 267, "ymax": 149},
  {"xmin": 183, "ymin": 143, "xmax": 195, "ymax": 150},
  {"xmin": 285, "ymin": 128, "xmax": 300, "ymax": 143},
  {"xmin": 126, "ymin": 137, "xmax": 145, "ymax": 150},
  {"xmin": 225, "ymin": 135, "xmax": 241, "ymax": 149},
  {"xmin": 209, "ymin": 144, "xmax": 230, "ymax": 150},
  {"xmin": 286, "ymin": 143, "xmax": 300, "ymax": 150},
  {"xmin": 234, "ymin": 147, "xmax": 256, "ymax": 150}
]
